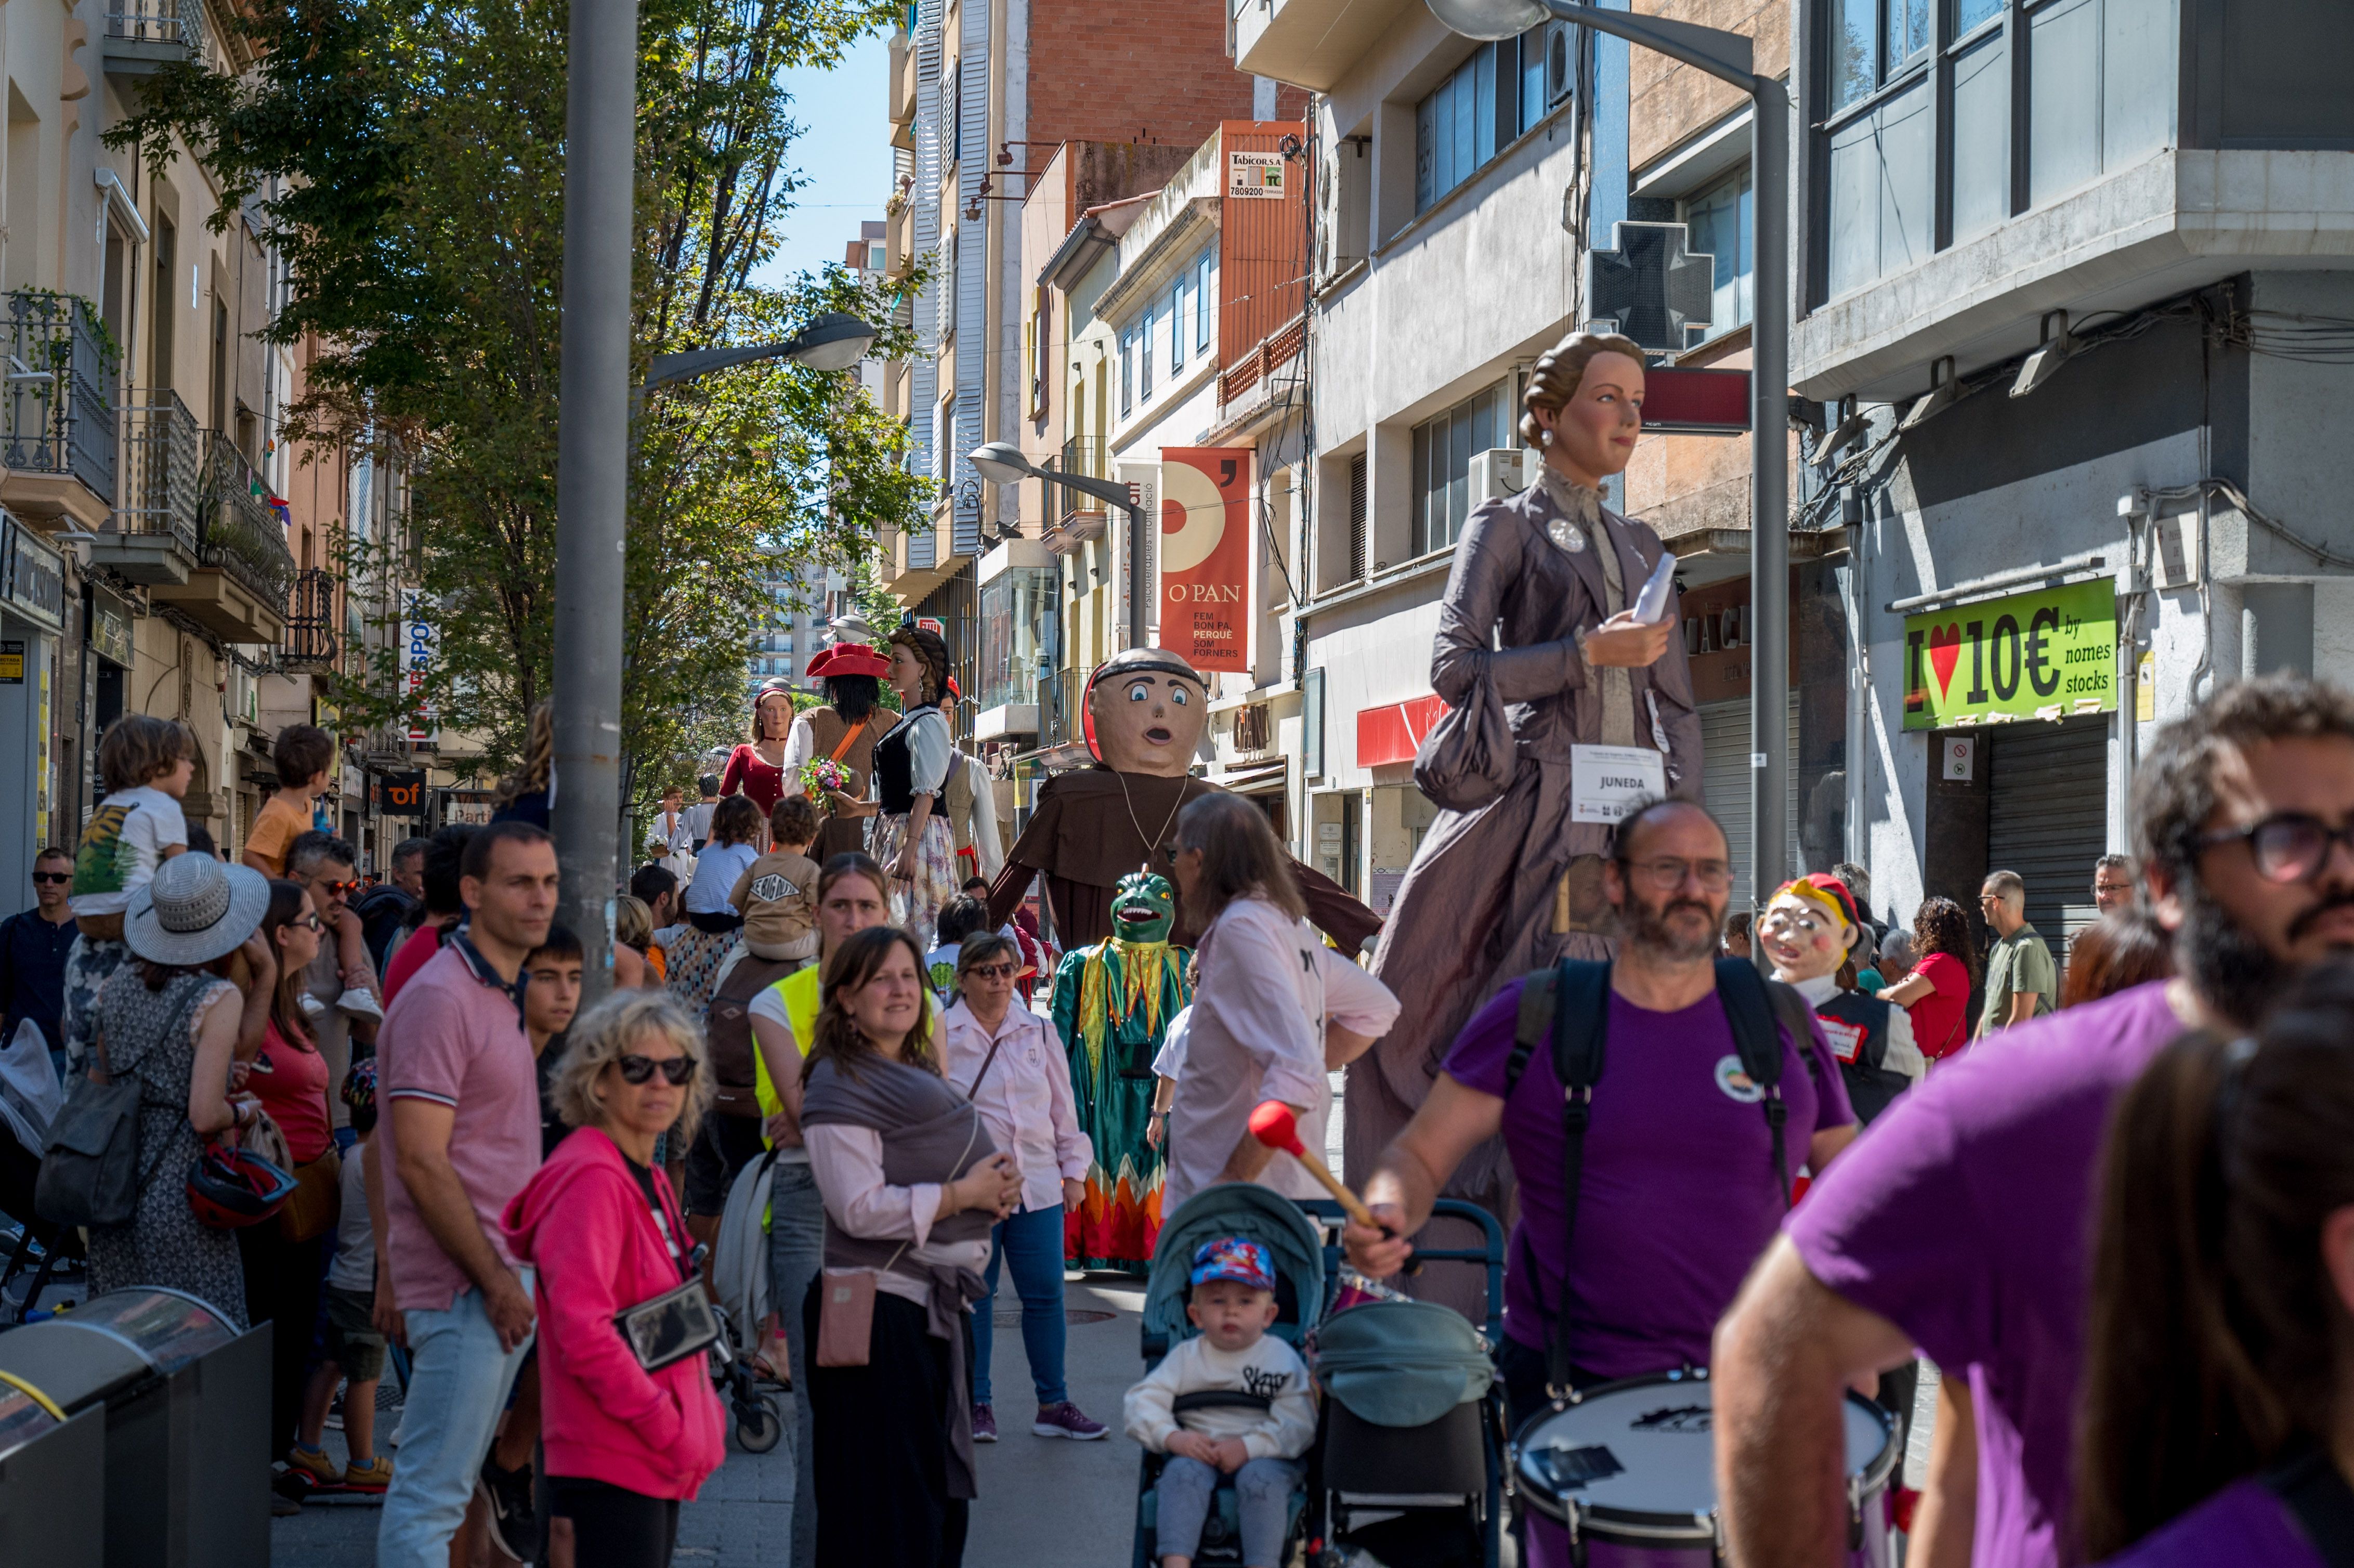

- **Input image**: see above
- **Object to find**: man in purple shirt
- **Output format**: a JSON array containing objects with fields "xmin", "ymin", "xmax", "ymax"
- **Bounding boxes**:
[
  {"xmin": 1714, "ymin": 674, "xmax": 2354, "ymax": 1568},
  {"xmin": 1344, "ymin": 799, "xmax": 1854, "ymax": 1425}
]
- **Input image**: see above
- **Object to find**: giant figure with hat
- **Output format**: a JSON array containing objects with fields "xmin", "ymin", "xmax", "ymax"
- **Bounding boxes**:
[{"xmin": 791, "ymin": 634, "xmax": 894, "ymax": 865}]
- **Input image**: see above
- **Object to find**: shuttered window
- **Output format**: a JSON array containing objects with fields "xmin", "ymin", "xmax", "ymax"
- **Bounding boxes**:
[{"xmin": 1348, "ymin": 454, "xmax": 1368, "ymax": 580}]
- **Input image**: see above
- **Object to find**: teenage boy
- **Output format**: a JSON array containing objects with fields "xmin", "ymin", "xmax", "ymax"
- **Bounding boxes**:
[
  {"xmin": 62, "ymin": 716, "xmax": 193, "ymax": 1071},
  {"xmin": 375, "ymin": 821, "xmax": 555, "ymax": 1568},
  {"xmin": 685, "ymin": 774, "xmax": 721, "ymax": 853},
  {"xmin": 246, "ymin": 724, "xmax": 339, "ymax": 878}
]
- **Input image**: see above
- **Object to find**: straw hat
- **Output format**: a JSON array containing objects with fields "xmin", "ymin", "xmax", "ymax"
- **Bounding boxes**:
[{"xmin": 124, "ymin": 853, "xmax": 271, "ymax": 967}]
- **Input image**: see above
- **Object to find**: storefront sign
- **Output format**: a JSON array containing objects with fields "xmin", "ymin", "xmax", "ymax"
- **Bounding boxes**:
[
  {"xmin": 403, "ymin": 591, "xmax": 435, "ymax": 744},
  {"xmin": 89, "ymin": 591, "xmax": 133, "ymax": 668},
  {"xmin": 1903, "ymin": 579, "xmax": 2117, "ymax": 731},
  {"xmin": 1227, "ymin": 151, "xmax": 1285, "ymax": 199},
  {"xmin": 1356, "ymin": 692, "xmax": 1448, "ymax": 769},
  {"xmin": 0, "ymin": 639, "xmax": 21, "ymax": 684},
  {"xmin": 0, "ymin": 517, "xmax": 64, "ymax": 633},
  {"xmin": 1158, "ymin": 447, "xmax": 1251, "ymax": 674},
  {"xmin": 375, "ymin": 770, "xmax": 428, "ymax": 816}
]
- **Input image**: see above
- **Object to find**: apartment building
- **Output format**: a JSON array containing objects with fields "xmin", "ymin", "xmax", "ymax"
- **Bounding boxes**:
[{"xmin": 1801, "ymin": 0, "xmax": 2354, "ymax": 956}]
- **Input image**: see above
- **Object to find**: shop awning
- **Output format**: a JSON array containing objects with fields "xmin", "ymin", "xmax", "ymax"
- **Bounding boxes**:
[{"xmin": 1356, "ymin": 694, "xmax": 1448, "ymax": 769}]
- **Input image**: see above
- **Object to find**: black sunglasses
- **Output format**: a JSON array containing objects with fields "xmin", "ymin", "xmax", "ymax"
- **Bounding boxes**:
[
  {"xmin": 31, "ymin": 871, "xmax": 69, "ymax": 885},
  {"xmin": 616, "ymin": 1054, "xmax": 697, "ymax": 1087}
]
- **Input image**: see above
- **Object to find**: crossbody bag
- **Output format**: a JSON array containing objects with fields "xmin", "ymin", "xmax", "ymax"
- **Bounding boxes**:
[{"xmin": 614, "ymin": 1161, "xmax": 724, "ymax": 1373}]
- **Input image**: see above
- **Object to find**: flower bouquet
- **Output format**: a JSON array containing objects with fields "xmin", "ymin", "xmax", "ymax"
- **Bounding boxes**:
[{"xmin": 801, "ymin": 756, "xmax": 851, "ymax": 803}]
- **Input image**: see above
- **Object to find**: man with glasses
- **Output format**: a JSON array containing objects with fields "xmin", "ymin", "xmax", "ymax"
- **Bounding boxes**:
[
  {"xmin": 289, "ymin": 830, "xmax": 384, "ymax": 1151},
  {"xmin": 2091, "ymin": 852, "xmax": 2137, "ymax": 913},
  {"xmin": 1714, "ymin": 673, "xmax": 2354, "ymax": 1568},
  {"xmin": 1975, "ymin": 869, "xmax": 2056, "ymax": 1038},
  {"xmin": 1341, "ymin": 798, "xmax": 1854, "ymax": 1427},
  {"xmin": 0, "ymin": 847, "xmax": 79, "ymax": 1075}
]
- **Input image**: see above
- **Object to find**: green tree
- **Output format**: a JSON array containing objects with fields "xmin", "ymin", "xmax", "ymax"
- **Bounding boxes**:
[{"xmin": 110, "ymin": 0, "xmax": 923, "ymax": 800}]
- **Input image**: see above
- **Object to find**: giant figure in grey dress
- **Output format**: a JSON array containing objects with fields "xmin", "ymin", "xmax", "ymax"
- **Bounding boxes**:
[{"xmin": 1353, "ymin": 335, "xmax": 1703, "ymax": 1215}]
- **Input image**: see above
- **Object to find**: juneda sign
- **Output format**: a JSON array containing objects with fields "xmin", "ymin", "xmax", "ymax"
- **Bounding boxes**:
[{"xmin": 1903, "ymin": 579, "xmax": 2117, "ymax": 730}]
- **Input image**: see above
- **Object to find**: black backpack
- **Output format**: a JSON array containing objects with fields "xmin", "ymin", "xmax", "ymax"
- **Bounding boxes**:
[{"xmin": 1500, "ymin": 957, "xmax": 1818, "ymax": 1398}]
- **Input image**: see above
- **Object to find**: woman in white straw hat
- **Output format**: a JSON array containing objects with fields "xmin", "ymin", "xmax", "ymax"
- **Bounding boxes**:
[{"xmin": 82, "ymin": 851, "xmax": 276, "ymax": 1324}]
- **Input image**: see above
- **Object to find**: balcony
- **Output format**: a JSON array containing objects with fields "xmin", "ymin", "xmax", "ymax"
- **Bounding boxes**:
[
  {"xmin": 1234, "ymin": 0, "xmax": 1417, "ymax": 94},
  {"xmin": 103, "ymin": 0, "xmax": 211, "ymax": 76},
  {"xmin": 282, "ymin": 567, "xmax": 339, "ymax": 670},
  {"xmin": 93, "ymin": 392, "xmax": 200, "ymax": 585},
  {"xmin": 1, "ymin": 292, "xmax": 117, "ymax": 527},
  {"xmin": 1036, "ymin": 667, "xmax": 1084, "ymax": 751},
  {"xmin": 149, "ymin": 433, "xmax": 292, "ymax": 643},
  {"xmin": 1219, "ymin": 313, "xmax": 1305, "ymax": 409}
]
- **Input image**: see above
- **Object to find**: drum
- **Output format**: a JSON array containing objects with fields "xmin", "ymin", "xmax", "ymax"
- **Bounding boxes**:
[{"xmin": 1511, "ymin": 1369, "xmax": 1898, "ymax": 1568}]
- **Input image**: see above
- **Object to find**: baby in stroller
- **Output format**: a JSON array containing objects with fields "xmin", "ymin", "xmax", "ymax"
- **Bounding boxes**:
[{"xmin": 1124, "ymin": 1237, "xmax": 1315, "ymax": 1568}]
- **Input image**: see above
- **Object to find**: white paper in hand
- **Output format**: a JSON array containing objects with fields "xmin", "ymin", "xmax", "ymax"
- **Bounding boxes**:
[{"xmin": 1631, "ymin": 552, "xmax": 1679, "ymax": 625}]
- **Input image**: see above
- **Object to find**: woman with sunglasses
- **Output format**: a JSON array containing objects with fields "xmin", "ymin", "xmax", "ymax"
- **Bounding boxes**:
[
  {"xmin": 939, "ymin": 931, "xmax": 1103, "ymax": 1444},
  {"xmin": 800, "ymin": 925, "xmax": 1023, "ymax": 1566},
  {"xmin": 502, "ymin": 989, "xmax": 725, "ymax": 1568}
]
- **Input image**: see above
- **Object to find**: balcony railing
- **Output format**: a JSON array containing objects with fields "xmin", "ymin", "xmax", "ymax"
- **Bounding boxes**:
[
  {"xmin": 283, "ymin": 567, "xmax": 339, "ymax": 668},
  {"xmin": 198, "ymin": 433, "xmax": 295, "ymax": 613},
  {"xmin": 114, "ymin": 392, "xmax": 201, "ymax": 555},
  {"xmin": 1219, "ymin": 313, "xmax": 1305, "ymax": 406},
  {"xmin": 104, "ymin": 0, "xmax": 210, "ymax": 64},
  {"xmin": 4, "ymin": 292, "xmax": 117, "ymax": 504},
  {"xmin": 1058, "ymin": 434, "xmax": 1105, "ymax": 481},
  {"xmin": 1037, "ymin": 667, "xmax": 1083, "ymax": 749}
]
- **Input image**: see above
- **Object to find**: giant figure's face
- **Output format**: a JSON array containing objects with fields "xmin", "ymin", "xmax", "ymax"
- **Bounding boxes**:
[
  {"xmin": 1760, "ymin": 887, "xmax": 1856, "ymax": 984},
  {"xmin": 1089, "ymin": 669, "xmax": 1207, "ymax": 775},
  {"xmin": 1111, "ymin": 871, "xmax": 1176, "ymax": 944}
]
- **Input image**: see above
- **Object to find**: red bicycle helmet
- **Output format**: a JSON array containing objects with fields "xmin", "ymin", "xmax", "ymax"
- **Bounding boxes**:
[{"xmin": 186, "ymin": 1143, "xmax": 297, "ymax": 1230}]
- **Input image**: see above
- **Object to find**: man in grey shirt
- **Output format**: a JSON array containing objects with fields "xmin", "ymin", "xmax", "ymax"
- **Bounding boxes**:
[{"xmin": 1976, "ymin": 868, "xmax": 2056, "ymax": 1037}]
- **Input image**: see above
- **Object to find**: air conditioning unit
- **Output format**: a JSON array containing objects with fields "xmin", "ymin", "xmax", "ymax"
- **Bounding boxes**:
[
  {"xmin": 1469, "ymin": 448, "xmax": 1528, "ymax": 505},
  {"xmin": 227, "ymin": 664, "xmax": 258, "ymax": 727}
]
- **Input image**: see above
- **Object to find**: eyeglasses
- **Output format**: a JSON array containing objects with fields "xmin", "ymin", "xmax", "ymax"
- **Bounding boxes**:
[
  {"xmin": 964, "ymin": 962, "xmax": 1020, "ymax": 981},
  {"xmin": 1621, "ymin": 856, "xmax": 1733, "ymax": 893},
  {"xmin": 295, "ymin": 914, "xmax": 323, "ymax": 933},
  {"xmin": 2198, "ymin": 812, "xmax": 2354, "ymax": 885},
  {"xmin": 616, "ymin": 1054, "xmax": 697, "ymax": 1087},
  {"xmin": 30, "ymin": 871, "xmax": 69, "ymax": 885}
]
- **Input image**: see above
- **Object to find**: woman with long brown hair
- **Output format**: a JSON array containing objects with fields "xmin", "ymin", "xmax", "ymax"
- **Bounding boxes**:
[
  {"xmin": 798, "ymin": 924, "xmax": 1021, "ymax": 1566},
  {"xmin": 2075, "ymin": 962, "xmax": 2354, "ymax": 1565},
  {"xmin": 1878, "ymin": 895, "xmax": 1977, "ymax": 1064},
  {"xmin": 2059, "ymin": 905, "xmax": 2175, "ymax": 1009}
]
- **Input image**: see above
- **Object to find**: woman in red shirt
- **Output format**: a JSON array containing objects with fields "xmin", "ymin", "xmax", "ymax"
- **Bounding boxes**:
[
  {"xmin": 1878, "ymin": 895, "xmax": 1976, "ymax": 1064},
  {"xmin": 720, "ymin": 683, "xmax": 797, "ymax": 819},
  {"xmin": 243, "ymin": 881, "xmax": 341, "ymax": 1484}
]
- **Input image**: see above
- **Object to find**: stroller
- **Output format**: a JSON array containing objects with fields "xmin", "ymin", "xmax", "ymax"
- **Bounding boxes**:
[
  {"xmin": 1132, "ymin": 1184, "xmax": 1507, "ymax": 1568},
  {"xmin": 707, "ymin": 1146, "xmax": 793, "ymax": 1453}
]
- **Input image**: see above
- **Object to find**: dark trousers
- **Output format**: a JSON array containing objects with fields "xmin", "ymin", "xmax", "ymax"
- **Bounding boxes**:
[
  {"xmin": 547, "ymin": 1475, "xmax": 679, "ymax": 1568},
  {"xmin": 802, "ymin": 1280, "xmax": 970, "ymax": 1568},
  {"xmin": 239, "ymin": 1225, "xmax": 327, "ymax": 1462}
]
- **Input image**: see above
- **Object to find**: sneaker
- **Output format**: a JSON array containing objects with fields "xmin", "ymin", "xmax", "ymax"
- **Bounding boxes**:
[
  {"xmin": 336, "ymin": 987, "xmax": 383, "ymax": 1021},
  {"xmin": 286, "ymin": 1444, "xmax": 340, "ymax": 1487},
  {"xmin": 271, "ymin": 1493, "xmax": 303, "ymax": 1517},
  {"xmin": 342, "ymin": 1455, "xmax": 394, "ymax": 1493},
  {"xmin": 476, "ymin": 1457, "xmax": 539, "ymax": 1563},
  {"xmin": 1032, "ymin": 1401, "xmax": 1108, "ymax": 1440},
  {"xmin": 299, "ymin": 993, "xmax": 330, "ymax": 1020},
  {"xmin": 971, "ymin": 1403, "xmax": 998, "ymax": 1443},
  {"xmin": 323, "ymin": 1387, "xmax": 345, "ymax": 1431}
]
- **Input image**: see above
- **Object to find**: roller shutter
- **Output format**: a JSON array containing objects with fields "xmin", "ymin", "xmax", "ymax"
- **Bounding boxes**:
[
  {"xmin": 1702, "ymin": 698, "xmax": 1800, "ymax": 913},
  {"xmin": 1985, "ymin": 717, "xmax": 2109, "ymax": 971}
]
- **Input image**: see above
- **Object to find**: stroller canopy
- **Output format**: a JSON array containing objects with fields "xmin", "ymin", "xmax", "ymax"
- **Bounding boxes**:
[
  {"xmin": 1315, "ymin": 1297, "xmax": 1494, "ymax": 1428},
  {"xmin": 1145, "ymin": 1184, "xmax": 1325, "ymax": 1351}
]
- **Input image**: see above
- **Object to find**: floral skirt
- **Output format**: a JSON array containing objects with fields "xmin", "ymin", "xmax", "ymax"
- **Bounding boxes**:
[{"xmin": 868, "ymin": 813, "xmax": 959, "ymax": 950}]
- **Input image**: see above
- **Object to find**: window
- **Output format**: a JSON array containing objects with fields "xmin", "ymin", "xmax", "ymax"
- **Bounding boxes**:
[
  {"xmin": 1119, "ymin": 329, "xmax": 1134, "ymax": 414},
  {"xmin": 1683, "ymin": 164, "xmax": 1753, "ymax": 341},
  {"xmin": 978, "ymin": 567, "xmax": 1058, "ymax": 711},
  {"xmin": 868, "ymin": 242, "xmax": 887, "ymax": 270},
  {"xmin": 1140, "ymin": 303, "xmax": 1155, "ymax": 399},
  {"xmin": 1409, "ymin": 381, "xmax": 1510, "ymax": 557},
  {"xmin": 1414, "ymin": 25, "xmax": 1571, "ymax": 215},
  {"xmin": 1170, "ymin": 275, "xmax": 1187, "ymax": 374},
  {"xmin": 1829, "ymin": 0, "xmax": 1930, "ymax": 113},
  {"xmin": 1347, "ymin": 454, "xmax": 1368, "ymax": 579},
  {"xmin": 1196, "ymin": 255, "xmax": 1212, "ymax": 351}
]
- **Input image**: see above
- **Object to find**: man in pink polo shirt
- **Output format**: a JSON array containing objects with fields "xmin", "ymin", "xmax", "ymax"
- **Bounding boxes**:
[
  {"xmin": 374, "ymin": 820, "xmax": 558, "ymax": 1568},
  {"xmin": 1712, "ymin": 675, "xmax": 2354, "ymax": 1568}
]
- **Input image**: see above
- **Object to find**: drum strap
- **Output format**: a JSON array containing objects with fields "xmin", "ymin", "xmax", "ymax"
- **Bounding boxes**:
[{"xmin": 2268, "ymin": 1446, "xmax": 2354, "ymax": 1566}]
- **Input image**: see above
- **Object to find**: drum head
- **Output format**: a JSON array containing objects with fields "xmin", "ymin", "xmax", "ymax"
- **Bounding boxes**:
[{"xmin": 1512, "ymin": 1371, "xmax": 1897, "ymax": 1545}]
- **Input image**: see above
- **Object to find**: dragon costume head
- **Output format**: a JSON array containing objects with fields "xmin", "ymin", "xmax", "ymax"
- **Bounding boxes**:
[{"xmin": 1110, "ymin": 870, "xmax": 1176, "ymax": 946}]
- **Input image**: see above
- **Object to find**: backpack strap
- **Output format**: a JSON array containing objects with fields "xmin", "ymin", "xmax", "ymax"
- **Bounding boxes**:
[
  {"xmin": 1525, "ymin": 960, "xmax": 1610, "ymax": 1400},
  {"xmin": 1716, "ymin": 958, "xmax": 1800, "ymax": 1210}
]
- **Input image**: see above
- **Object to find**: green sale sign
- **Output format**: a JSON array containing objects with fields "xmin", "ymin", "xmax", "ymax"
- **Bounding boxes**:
[{"xmin": 1903, "ymin": 579, "xmax": 2118, "ymax": 730}]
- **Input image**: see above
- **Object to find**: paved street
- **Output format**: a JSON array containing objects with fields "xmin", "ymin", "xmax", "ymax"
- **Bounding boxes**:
[{"xmin": 270, "ymin": 1273, "xmax": 1148, "ymax": 1567}]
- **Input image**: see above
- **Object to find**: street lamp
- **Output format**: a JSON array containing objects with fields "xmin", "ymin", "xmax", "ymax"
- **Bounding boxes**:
[
  {"xmin": 645, "ymin": 311, "xmax": 880, "ymax": 389},
  {"xmin": 969, "ymin": 440, "xmax": 1151, "ymax": 647},
  {"xmin": 1424, "ymin": 0, "xmax": 1796, "ymax": 900}
]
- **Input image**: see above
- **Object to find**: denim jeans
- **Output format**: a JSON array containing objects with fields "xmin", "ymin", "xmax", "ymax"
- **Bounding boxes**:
[
  {"xmin": 768, "ymin": 1158, "xmax": 825, "ymax": 1568},
  {"xmin": 971, "ymin": 1204, "xmax": 1066, "ymax": 1408},
  {"xmin": 376, "ymin": 1273, "xmax": 533, "ymax": 1568},
  {"xmin": 1155, "ymin": 1454, "xmax": 1301, "ymax": 1566}
]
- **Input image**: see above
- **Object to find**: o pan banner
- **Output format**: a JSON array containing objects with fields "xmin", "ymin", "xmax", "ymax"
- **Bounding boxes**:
[
  {"xmin": 1903, "ymin": 578, "xmax": 2117, "ymax": 730},
  {"xmin": 1159, "ymin": 447, "xmax": 1251, "ymax": 674}
]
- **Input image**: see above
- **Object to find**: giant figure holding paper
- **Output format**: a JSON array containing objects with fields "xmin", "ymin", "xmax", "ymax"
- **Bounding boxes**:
[{"xmin": 1352, "ymin": 332, "xmax": 1704, "ymax": 1201}]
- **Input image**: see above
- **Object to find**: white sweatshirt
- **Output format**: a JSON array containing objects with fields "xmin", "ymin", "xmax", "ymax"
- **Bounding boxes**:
[{"xmin": 1123, "ymin": 1331, "xmax": 1317, "ymax": 1462}]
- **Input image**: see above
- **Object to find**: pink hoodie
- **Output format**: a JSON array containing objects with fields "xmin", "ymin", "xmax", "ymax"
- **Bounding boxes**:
[{"xmin": 501, "ymin": 1126, "xmax": 725, "ymax": 1499}]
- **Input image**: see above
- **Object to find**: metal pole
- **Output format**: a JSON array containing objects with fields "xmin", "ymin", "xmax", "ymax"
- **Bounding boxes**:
[
  {"xmin": 551, "ymin": 0, "xmax": 639, "ymax": 1005},
  {"xmin": 1126, "ymin": 500, "xmax": 1147, "ymax": 648},
  {"xmin": 1749, "ymin": 74, "xmax": 1791, "ymax": 900}
]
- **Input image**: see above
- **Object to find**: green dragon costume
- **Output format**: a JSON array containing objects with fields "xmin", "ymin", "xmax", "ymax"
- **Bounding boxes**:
[{"xmin": 1051, "ymin": 870, "xmax": 1191, "ymax": 1271}]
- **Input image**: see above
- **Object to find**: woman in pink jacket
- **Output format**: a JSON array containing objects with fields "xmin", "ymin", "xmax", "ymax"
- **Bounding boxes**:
[{"xmin": 504, "ymin": 989, "xmax": 725, "ymax": 1567}]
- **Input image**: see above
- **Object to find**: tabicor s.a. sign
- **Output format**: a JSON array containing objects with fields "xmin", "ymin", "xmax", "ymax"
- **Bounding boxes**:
[
  {"xmin": 1228, "ymin": 152, "xmax": 1284, "ymax": 199},
  {"xmin": 1903, "ymin": 578, "xmax": 2117, "ymax": 730}
]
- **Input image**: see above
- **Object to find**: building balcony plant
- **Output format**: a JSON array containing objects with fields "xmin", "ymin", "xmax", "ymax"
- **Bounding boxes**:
[{"xmin": 2, "ymin": 290, "xmax": 118, "ymax": 524}]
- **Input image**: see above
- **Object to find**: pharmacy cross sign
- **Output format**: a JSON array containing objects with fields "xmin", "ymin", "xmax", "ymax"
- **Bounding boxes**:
[{"xmin": 1587, "ymin": 221, "xmax": 1716, "ymax": 353}]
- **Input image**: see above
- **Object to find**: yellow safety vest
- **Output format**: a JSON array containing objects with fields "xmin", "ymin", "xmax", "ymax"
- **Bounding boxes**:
[{"xmin": 754, "ymin": 965, "xmax": 826, "ymax": 1143}]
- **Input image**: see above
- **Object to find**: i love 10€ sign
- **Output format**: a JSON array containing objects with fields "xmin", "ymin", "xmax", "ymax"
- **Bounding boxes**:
[{"xmin": 1902, "ymin": 579, "xmax": 2119, "ymax": 731}]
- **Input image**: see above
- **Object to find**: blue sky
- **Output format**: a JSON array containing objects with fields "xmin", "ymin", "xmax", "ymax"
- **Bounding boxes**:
[{"xmin": 755, "ymin": 31, "xmax": 896, "ymax": 290}]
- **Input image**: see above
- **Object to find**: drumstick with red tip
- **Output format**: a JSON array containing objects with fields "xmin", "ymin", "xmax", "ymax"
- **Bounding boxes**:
[{"xmin": 1249, "ymin": 1101, "xmax": 1377, "ymax": 1229}]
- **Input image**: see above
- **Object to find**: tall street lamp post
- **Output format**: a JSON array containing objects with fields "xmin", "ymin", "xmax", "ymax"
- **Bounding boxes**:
[
  {"xmin": 968, "ymin": 440, "xmax": 1152, "ymax": 647},
  {"xmin": 1425, "ymin": 0, "xmax": 1794, "ymax": 899}
]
